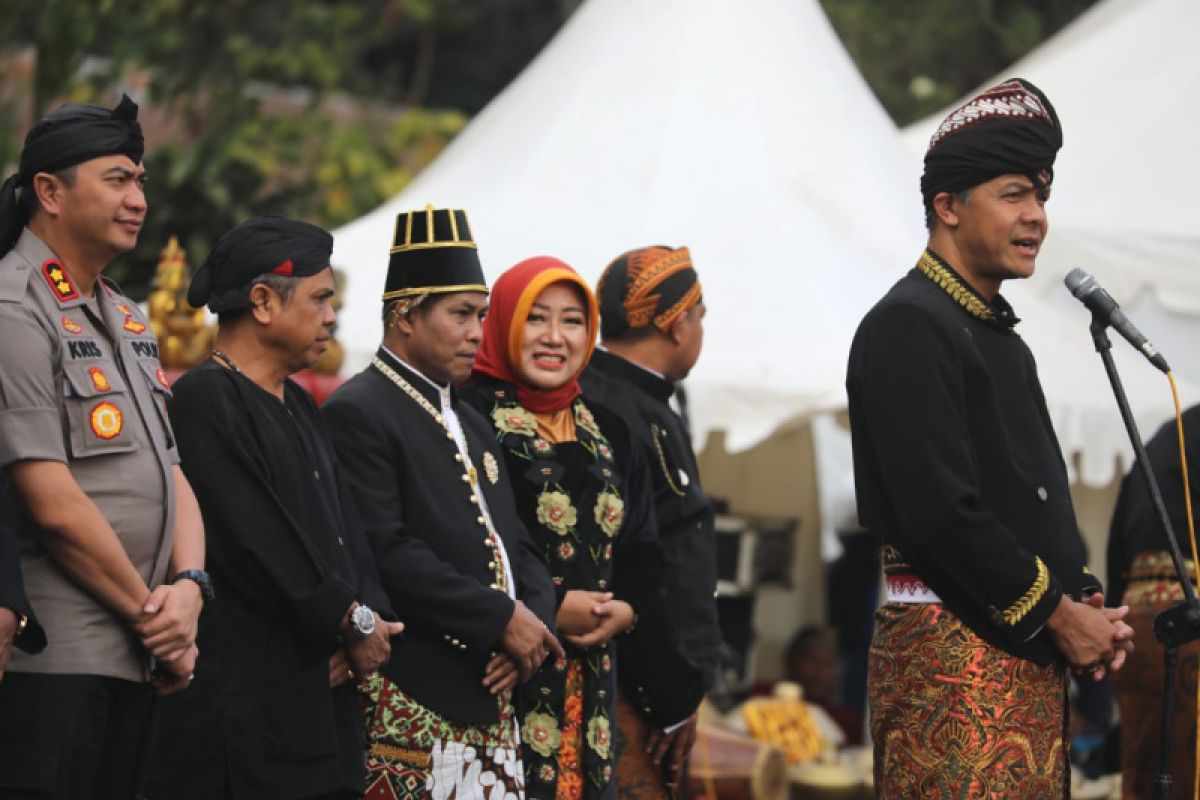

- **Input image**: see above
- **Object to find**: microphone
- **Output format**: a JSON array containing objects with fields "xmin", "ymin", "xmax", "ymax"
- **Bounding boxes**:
[{"xmin": 1064, "ymin": 268, "xmax": 1170, "ymax": 373}]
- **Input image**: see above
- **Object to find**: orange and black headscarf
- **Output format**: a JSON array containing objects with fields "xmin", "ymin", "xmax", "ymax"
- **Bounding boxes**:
[
  {"xmin": 596, "ymin": 245, "xmax": 702, "ymax": 339},
  {"xmin": 473, "ymin": 256, "xmax": 599, "ymax": 414}
]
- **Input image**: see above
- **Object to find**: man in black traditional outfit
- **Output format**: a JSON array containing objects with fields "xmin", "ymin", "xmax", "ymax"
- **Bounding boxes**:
[
  {"xmin": 323, "ymin": 206, "xmax": 560, "ymax": 799},
  {"xmin": 846, "ymin": 79, "xmax": 1134, "ymax": 798},
  {"xmin": 0, "ymin": 471, "xmax": 45, "ymax": 681},
  {"xmin": 1107, "ymin": 405, "xmax": 1200, "ymax": 799},
  {"xmin": 147, "ymin": 216, "xmax": 401, "ymax": 800},
  {"xmin": 582, "ymin": 245, "xmax": 714, "ymax": 796},
  {"xmin": 0, "ymin": 95, "xmax": 205, "ymax": 799}
]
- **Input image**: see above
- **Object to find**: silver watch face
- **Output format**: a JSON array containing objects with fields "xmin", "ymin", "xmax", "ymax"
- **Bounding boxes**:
[{"xmin": 352, "ymin": 605, "xmax": 376, "ymax": 637}]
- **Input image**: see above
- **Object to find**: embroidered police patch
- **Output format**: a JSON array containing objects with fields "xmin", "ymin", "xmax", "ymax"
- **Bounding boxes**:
[
  {"xmin": 88, "ymin": 366, "xmax": 111, "ymax": 393},
  {"xmin": 61, "ymin": 316, "xmax": 83, "ymax": 335},
  {"xmin": 123, "ymin": 316, "xmax": 147, "ymax": 334},
  {"xmin": 42, "ymin": 260, "xmax": 79, "ymax": 303},
  {"xmin": 483, "ymin": 451, "xmax": 500, "ymax": 484},
  {"xmin": 89, "ymin": 401, "xmax": 123, "ymax": 440}
]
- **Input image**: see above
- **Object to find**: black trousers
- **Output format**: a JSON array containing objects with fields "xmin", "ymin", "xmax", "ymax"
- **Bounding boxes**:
[{"xmin": 0, "ymin": 672, "xmax": 154, "ymax": 800}]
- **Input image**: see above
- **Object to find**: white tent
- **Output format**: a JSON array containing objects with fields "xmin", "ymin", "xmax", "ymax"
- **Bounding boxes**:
[
  {"xmin": 331, "ymin": 0, "xmax": 1193, "ymax": 485},
  {"xmin": 901, "ymin": 0, "xmax": 1200, "ymax": 381}
]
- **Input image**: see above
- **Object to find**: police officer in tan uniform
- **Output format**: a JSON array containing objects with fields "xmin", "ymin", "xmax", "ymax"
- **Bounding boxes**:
[{"xmin": 0, "ymin": 95, "xmax": 207, "ymax": 800}]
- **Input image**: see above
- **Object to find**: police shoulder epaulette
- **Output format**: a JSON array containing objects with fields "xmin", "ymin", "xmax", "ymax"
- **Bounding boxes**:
[{"xmin": 0, "ymin": 251, "xmax": 36, "ymax": 303}]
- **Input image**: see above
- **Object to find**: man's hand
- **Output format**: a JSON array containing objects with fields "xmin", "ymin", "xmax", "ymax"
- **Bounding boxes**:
[
  {"xmin": 564, "ymin": 599, "xmax": 635, "ymax": 649},
  {"xmin": 557, "ymin": 591, "xmax": 611, "ymax": 637},
  {"xmin": 1081, "ymin": 592, "xmax": 1135, "ymax": 677},
  {"xmin": 1046, "ymin": 595, "xmax": 1129, "ymax": 679},
  {"xmin": 329, "ymin": 648, "xmax": 355, "ymax": 688},
  {"xmin": 150, "ymin": 644, "xmax": 198, "ymax": 697},
  {"xmin": 647, "ymin": 712, "xmax": 698, "ymax": 780},
  {"xmin": 0, "ymin": 607, "xmax": 16, "ymax": 683},
  {"xmin": 483, "ymin": 652, "xmax": 520, "ymax": 695},
  {"xmin": 134, "ymin": 580, "xmax": 202, "ymax": 663},
  {"xmin": 345, "ymin": 614, "xmax": 404, "ymax": 678},
  {"xmin": 502, "ymin": 600, "xmax": 566, "ymax": 681}
]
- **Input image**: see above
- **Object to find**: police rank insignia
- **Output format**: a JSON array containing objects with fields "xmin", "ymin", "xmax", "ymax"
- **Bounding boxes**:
[
  {"xmin": 123, "ymin": 316, "xmax": 147, "ymax": 334},
  {"xmin": 42, "ymin": 260, "xmax": 79, "ymax": 303},
  {"xmin": 88, "ymin": 366, "xmax": 111, "ymax": 393},
  {"xmin": 61, "ymin": 316, "xmax": 83, "ymax": 334},
  {"xmin": 483, "ymin": 451, "xmax": 500, "ymax": 485},
  {"xmin": 89, "ymin": 401, "xmax": 123, "ymax": 440}
]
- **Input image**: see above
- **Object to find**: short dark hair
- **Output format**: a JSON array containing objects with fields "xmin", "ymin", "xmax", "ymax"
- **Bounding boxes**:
[
  {"xmin": 382, "ymin": 292, "xmax": 457, "ymax": 324},
  {"xmin": 216, "ymin": 272, "xmax": 300, "ymax": 324},
  {"xmin": 17, "ymin": 166, "xmax": 79, "ymax": 221},
  {"xmin": 784, "ymin": 625, "xmax": 838, "ymax": 661},
  {"xmin": 923, "ymin": 187, "xmax": 972, "ymax": 231}
]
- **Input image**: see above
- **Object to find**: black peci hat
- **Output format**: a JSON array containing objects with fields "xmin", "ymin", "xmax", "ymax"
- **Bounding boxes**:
[{"xmin": 382, "ymin": 205, "xmax": 487, "ymax": 302}]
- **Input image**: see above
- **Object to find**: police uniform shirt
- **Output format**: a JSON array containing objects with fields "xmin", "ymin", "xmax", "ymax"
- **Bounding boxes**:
[{"xmin": 0, "ymin": 228, "xmax": 177, "ymax": 682}]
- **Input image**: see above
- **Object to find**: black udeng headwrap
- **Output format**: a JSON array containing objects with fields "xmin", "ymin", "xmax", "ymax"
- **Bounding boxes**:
[
  {"xmin": 0, "ymin": 94, "xmax": 144, "ymax": 257},
  {"xmin": 920, "ymin": 78, "xmax": 1062, "ymax": 212},
  {"xmin": 188, "ymin": 216, "xmax": 333, "ymax": 313}
]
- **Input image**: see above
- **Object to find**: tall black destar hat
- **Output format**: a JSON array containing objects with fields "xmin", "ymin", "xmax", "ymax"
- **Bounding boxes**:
[{"xmin": 382, "ymin": 205, "xmax": 487, "ymax": 302}]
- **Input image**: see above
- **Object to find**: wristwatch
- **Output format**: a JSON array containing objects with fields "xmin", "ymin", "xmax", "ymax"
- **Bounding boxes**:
[
  {"xmin": 171, "ymin": 569, "xmax": 215, "ymax": 602},
  {"xmin": 350, "ymin": 604, "xmax": 377, "ymax": 639}
]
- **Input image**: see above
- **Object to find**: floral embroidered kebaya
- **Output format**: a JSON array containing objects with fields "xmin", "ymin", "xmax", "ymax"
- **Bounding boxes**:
[{"xmin": 537, "ymin": 491, "xmax": 578, "ymax": 536}]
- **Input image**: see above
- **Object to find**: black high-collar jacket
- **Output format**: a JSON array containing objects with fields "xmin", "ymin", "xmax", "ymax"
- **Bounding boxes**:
[
  {"xmin": 847, "ymin": 251, "xmax": 1100, "ymax": 664},
  {"xmin": 323, "ymin": 348, "xmax": 557, "ymax": 725}
]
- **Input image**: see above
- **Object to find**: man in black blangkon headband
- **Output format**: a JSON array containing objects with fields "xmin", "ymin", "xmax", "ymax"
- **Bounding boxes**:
[
  {"xmin": 0, "ymin": 96, "xmax": 207, "ymax": 799},
  {"xmin": 847, "ymin": 79, "xmax": 1134, "ymax": 798}
]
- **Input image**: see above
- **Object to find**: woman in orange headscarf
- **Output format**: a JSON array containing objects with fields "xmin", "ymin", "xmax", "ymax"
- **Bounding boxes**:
[{"xmin": 461, "ymin": 257, "xmax": 678, "ymax": 800}]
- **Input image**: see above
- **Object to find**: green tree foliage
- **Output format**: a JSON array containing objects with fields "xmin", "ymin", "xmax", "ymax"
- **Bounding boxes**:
[
  {"xmin": 0, "ymin": 0, "xmax": 562, "ymax": 296},
  {"xmin": 820, "ymin": 0, "xmax": 1100, "ymax": 125}
]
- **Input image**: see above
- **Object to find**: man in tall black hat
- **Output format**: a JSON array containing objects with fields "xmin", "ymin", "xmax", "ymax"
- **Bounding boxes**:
[
  {"xmin": 582, "ymin": 245, "xmax": 713, "ymax": 796},
  {"xmin": 147, "ymin": 216, "xmax": 402, "ymax": 799},
  {"xmin": 846, "ymin": 79, "xmax": 1134, "ymax": 797},
  {"xmin": 323, "ymin": 206, "xmax": 560, "ymax": 799}
]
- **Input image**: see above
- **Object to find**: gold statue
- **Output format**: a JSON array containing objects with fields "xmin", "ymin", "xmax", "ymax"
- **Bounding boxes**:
[{"xmin": 147, "ymin": 237, "xmax": 214, "ymax": 370}]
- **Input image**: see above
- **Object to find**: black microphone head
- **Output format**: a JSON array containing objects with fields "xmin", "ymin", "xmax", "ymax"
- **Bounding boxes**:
[{"xmin": 1064, "ymin": 267, "xmax": 1099, "ymax": 300}]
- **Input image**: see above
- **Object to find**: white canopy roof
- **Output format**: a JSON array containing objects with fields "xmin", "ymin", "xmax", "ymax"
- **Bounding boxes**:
[
  {"xmin": 901, "ymin": 0, "xmax": 1200, "ymax": 377},
  {"xmin": 332, "ymin": 0, "xmax": 1194, "ymax": 483}
]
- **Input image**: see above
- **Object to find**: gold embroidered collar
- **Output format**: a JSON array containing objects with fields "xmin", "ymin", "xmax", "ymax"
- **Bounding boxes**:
[{"xmin": 915, "ymin": 250, "xmax": 1019, "ymax": 330}]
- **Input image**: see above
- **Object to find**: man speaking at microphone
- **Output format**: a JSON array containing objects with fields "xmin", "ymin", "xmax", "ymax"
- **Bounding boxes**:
[{"xmin": 846, "ymin": 78, "xmax": 1134, "ymax": 798}]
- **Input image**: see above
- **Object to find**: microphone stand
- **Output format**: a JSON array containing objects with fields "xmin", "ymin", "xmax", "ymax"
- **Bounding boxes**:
[{"xmin": 1089, "ymin": 316, "xmax": 1200, "ymax": 800}]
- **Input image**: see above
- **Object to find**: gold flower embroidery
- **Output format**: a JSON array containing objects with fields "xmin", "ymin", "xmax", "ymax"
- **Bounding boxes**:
[
  {"xmin": 521, "ymin": 711, "xmax": 563, "ymax": 757},
  {"xmin": 537, "ymin": 490, "xmax": 578, "ymax": 535},
  {"xmin": 593, "ymin": 492, "xmax": 624, "ymax": 537},
  {"xmin": 492, "ymin": 405, "xmax": 537, "ymax": 437},
  {"xmin": 586, "ymin": 714, "xmax": 612, "ymax": 759},
  {"xmin": 574, "ymin": 403, "xmax": 603, "ymax": 438}
]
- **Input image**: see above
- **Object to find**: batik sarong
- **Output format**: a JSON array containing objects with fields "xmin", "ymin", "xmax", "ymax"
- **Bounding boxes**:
[
  {"xmin": 1111, "ymin": 551, "xmax": 1200, "ymax": 800},
  {"xmin": 868, "ymin": 602, "xmax": 1067, "ymax": 799},
  {"xmin": 613, "ymin": 689, "xmax": 672, "ymax": 800},
  {"xmin": 362, "ymin": 673, "xmax": 525, "ymax": 800}
]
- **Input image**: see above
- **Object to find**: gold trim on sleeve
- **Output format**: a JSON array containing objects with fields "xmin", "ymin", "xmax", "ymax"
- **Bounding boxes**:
[{"xmin": 1002, "ymin": 556, "xmax": 1049, "ymax": 626}]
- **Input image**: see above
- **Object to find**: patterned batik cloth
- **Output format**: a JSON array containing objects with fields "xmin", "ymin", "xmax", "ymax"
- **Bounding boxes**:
[
  {"xmin": 1111, "ymin": 552, "xmax": 1200, "ymax": 800},
  {"xmin": 868, "ymin": 602, "xmax": 1068, "ymax": 800},
  {"xmin": 362, "ymin": 673, "xmax": 525, "ymax": 800},
  {"xmin": 613, "ymin": 690, "xmax": 672, "ymax": 800}
]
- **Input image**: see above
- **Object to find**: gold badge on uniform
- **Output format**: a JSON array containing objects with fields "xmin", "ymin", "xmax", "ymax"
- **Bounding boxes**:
[
  {"xmin": 123, "ymin": 316, "xmax": 147, "ymax": 334},
  {"xmin": 61, "ymin": 316, "xmax": 83, "ymax": 335},
  {"xmin": 89, "ymin": 401, "xmax": 123, "ymax": 440},
  {"xmin": 88, "ymin": 366, "xmax": 111, "ymax": 393},
  {"xmin": 483, "ymin": 451, "xmax": 500, "ymax": 485},
  {"xmin": 155, "ymin": 367, "xmax": 171, "ymax": 389},
  {"xmin": 42, "ymin": 260, "xmax": 79, "ymax": 303}
]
